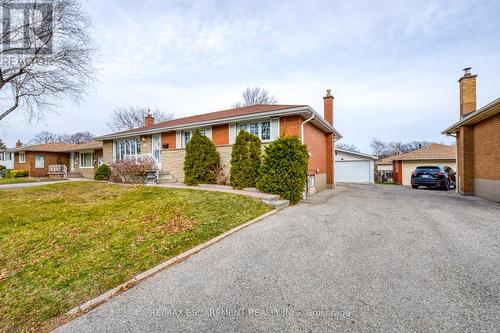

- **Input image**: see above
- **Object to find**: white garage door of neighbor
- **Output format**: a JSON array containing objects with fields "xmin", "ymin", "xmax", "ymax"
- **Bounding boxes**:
[{"xmin": 335, "ymin": 161, "xmax": 371, "ymax": 183}]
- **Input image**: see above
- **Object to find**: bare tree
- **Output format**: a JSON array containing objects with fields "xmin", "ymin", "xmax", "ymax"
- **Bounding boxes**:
[
  {"xmin": 371, "ymin": 138, "xmax": 434, "ymax": 158},
  {"xmin": 335, "ymin": 142, "xmax": 359, "ymax": 152},
  {"xmin": 232, "ymin": 87, "xmax": 278, "ymax": 108},
  {"xmin": 0, "ymin": 0, "xmax": 95, "ymax": 122},
  {"xmin": 0, "ymin": 138, "xmax": 6, "ymax": 149},
  {"xmin": 30, "ymin": 131, "xmax": 61, "ymax": 144},
  {"xmin": 30, "ymin": 130, "xmax": 93, "ymax": 144},
  {"xmin": 107, "ymin": 106, "xmax": 174, "ymax": 131},
  {"xmin": 60, "ymin": 131, "xmax": 93, "ymax": 144}
]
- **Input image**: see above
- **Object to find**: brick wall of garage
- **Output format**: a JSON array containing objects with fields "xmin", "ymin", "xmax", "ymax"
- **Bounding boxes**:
[{"xmin": 472, "ymin": 112, "xmax": 500, "ymax": 181}]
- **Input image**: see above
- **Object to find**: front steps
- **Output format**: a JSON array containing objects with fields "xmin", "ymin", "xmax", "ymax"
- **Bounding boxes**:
[
  {"xmin": 157, "ymin": 171, "xmax": 177, "ymax": 184},
  {"xmin": 260, "ymin": 194, "xmax": 289, "ymax": 210}
]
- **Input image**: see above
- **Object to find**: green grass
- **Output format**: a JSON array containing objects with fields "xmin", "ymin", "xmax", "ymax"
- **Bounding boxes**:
[
  {"xmin": 0, "ymin": 181, "xmax": 272, "ymax": 332},
  {"xmin": 0, "ymin": 177, "xmax": 37, "ymax": 185}
]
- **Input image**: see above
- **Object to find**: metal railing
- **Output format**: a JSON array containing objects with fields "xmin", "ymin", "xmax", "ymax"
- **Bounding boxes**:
[
  {"xmin": 123, "ymin": 154, "xmax": 160, "ymax": 167},
  {"xmin": 48, "ymin": 165, "xmax": 67, "ymax": 177}
]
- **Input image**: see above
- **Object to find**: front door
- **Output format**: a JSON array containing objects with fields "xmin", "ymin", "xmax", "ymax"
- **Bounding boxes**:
[{"xmin": 152, "ymin": 135, "xmax": 161, "ymax": 167}]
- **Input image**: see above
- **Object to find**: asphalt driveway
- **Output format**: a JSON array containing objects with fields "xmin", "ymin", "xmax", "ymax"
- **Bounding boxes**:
[{"xmin": 56, "ymin": 184, "xmax": 500, "ymax": 332}]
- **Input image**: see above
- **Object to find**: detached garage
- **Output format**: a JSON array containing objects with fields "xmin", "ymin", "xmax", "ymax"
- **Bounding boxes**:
[{"xmin": 335, "ymin": 149, "xmax": 376, "ymax": 183}]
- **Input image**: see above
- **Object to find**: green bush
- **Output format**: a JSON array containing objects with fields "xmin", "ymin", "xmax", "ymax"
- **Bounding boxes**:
[
  {"xmin": 9, "ymin": 170, "xmax": 29, "ymax": 178},
  {"xmin": 230, "ymin": 130, "xmax": 262, "ymax": 189},
  {"xmin": 94, "ymin": 164, "xmax": 111, "ymax": 180},
  {"xmin": 256, "ymin": 136, "xmax": 309, "ymax": 204},
  {"xmin": 183, "ymin": 129, "xmax": 221, "ymax": 186},
  {"xmin": 0, "ymin": 165, "xmax": 6, "ymax": 171}
]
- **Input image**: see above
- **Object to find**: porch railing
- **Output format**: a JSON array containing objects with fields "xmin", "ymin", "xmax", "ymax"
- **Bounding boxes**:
[{"xmin": 48, "ymin": 165, "xmax": 67, "ymax": 177}]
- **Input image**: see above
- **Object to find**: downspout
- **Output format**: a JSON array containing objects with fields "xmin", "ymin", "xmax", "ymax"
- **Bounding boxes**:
[
  {"xmin": 301, "ymin": 113, "xmax": 315, "ymax": 144},
  {"xmin": 301, "ymin": 113, "xmax": 315, "ymax": 199}
]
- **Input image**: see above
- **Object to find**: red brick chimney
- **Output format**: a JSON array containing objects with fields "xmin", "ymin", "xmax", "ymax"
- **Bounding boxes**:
[
  {"xmin": 144, "ymin": 111, "xmax": 154, "ymax": 128},
  {"xmin": 15, "ymin": 140, "xmax": 22, "ymax": 148},
  {"xmin": 459, "ymin": 67, "xmax": 477, "ymax": 118},
  {"xmin": 324, "ymin": 89, "xmax": 334, "ymax": 188},
  {"xmin": 323, "ymin": 89, "xmax": 333, "ymax": 125}
]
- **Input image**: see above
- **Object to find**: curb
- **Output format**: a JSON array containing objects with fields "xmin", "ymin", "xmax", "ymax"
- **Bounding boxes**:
[{"xmin": 65, "ymin": 208, "xmax": 280, "ymax": 317}]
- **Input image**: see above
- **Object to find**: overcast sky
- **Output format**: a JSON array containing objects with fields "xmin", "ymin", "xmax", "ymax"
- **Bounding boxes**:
[{"xmin": 1, "ymin": 0, "xmax": 499, "ymax": 153}]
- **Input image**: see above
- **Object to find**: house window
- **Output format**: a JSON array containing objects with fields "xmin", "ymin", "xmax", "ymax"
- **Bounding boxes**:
[
  {"xmin": 35, "ymin": 155, "xmax": 45, "ymax": 168},
  {"xmin": 6, "ymin": 153, "xmax": 12, "ymax": 161},
  {"xmin": 80, "ymin": 152, "xmax": 93, "ymax": 168},
  {"xmin": 183, "ymin": 129, "xmax": 208, "ymax": 147},
  {"xmin": 184, "ymin": 131, "xmax": 191, "ymax": 147},
  {"xmin": 114, "ymin": 138, "xmax": 141, "ymax": 161},
  {"xmin": 238, "ymin": 121, "xmax": 271, "ymax": 141},
  {"xmin": 19, "ymin": 152, "xmax": 25, "ymax": 163},
  {"xmin": 0, "ymin": 153, "xmax": 3, "ymax": 161}
]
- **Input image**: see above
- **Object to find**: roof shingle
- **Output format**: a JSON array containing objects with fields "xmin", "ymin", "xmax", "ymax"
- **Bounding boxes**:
[{"xmin": 376, "ymin": 144, "xmax": 456, "ymax": 163}]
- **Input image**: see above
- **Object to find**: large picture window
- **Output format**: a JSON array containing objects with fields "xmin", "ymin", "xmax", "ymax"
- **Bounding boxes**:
[
  {"xmin": 80, "ymin": 152, "xmax": 93, "ymax": 168},
  {"xmin": 237, "ymin": 121, "xmax": 271, "ymax": 141},
  {"xmin": 114, "ymin": 138, "xmax": 141, "ymax": 161}
]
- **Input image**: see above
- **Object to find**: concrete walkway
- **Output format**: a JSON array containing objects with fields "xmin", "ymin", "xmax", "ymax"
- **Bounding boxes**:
[
  {"xmin": 56, "ymin": 184, "xmax": 499, "ymax": 332},
  {"xmin": 0, "ymin": 178, "xmax": 91, "ymax": 190}
]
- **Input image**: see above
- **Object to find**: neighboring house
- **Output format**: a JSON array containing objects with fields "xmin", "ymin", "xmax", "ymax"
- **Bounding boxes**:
[
  {"xmin": 0, "ymin": 150, "xmax": 14, "ymax": 169},
  {"xmin": 382, "ymin": 144, "xmax": 456, "ymax": 186},
  {"xmin": 334, "ymin": 149, "xmax": 376, "ymax": 183},
  {"xmin": 375, "ymin": 158, "xmax": 394, "ymax": 182},
  {"xmin": 442, "ymin": 68, "xmax": 500, "ymax": 202},
  {"xmin": 95, "ymin": 90, "xmax": 343, "ymax": 193},
  {"xmin": 8, "ymin": 140, "xmax": 103, "ymax": 178}
]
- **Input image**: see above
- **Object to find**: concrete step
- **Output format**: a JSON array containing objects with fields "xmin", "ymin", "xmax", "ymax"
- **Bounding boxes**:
[
  {"xmin": 157, "ymin": 178, "xmax": 177, "ymax": 184},
  {"xmin": 262, "ymin": 199, "xmax": 289, "ymax": 209},
  {"xmin": 158, "ymin": 175, "xmax": 176, "ymax": 180},
  {"xmin": 260, "ymin": 194, "xmax": 280, "ymax": 202}
]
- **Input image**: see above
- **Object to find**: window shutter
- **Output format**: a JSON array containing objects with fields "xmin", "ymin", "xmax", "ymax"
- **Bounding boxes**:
[
  {"xmin": 271, "ymin": 117, "xmax": 280, "ymax": 140},
  {"xmin": 229, "ymin": 123, "xmax": 237, "ymax": 144},
  {"xmin": 206, "ymin": 127, "xmax": 212, "ymax": 140},
  {"xmin": 176, "ymin": 131, "xmax": 182, "ymax": 148}
]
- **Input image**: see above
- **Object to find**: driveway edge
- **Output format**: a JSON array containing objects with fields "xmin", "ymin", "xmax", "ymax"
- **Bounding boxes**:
[{"xmin": 65, "ymin": 208, "xmax": 280, "ymax": 317}]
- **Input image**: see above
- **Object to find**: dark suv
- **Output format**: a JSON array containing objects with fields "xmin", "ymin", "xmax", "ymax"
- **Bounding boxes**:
[{"xmin": 411, "ymin": 166, "xmax": 456, "ymax": 191}]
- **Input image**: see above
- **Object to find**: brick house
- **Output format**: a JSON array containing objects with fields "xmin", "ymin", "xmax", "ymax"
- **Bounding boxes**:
[
  {"xmin": 95, "ymin": 91, "xmax": 342, "ymax": 193},
  {"xmin": 6, "ymin": 141, "xmax": 103, "ymax": 178},
  {"xmin": 442, "ymin": 68, "xmax": 500, "ymax": 202},
  {"xmin": 378, "ymin": 144, "xmax": 457, "ymax": 186}
]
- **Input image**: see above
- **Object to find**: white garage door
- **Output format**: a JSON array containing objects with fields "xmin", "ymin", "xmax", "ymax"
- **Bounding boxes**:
[{"xmin": 335, "ymin": 161, "xmax": 371, "ymax": 183}]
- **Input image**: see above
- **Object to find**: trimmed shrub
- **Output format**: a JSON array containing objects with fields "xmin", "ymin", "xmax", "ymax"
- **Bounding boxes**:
[
  {"xmin": 0, "ymin": 165, "xmax": 6, "ymax": 171},
  {"xmin": 230, "ymin": 130, "xmax": 261, "ymax": 189},
  {"xmin": 183, "ymin": 129, "xmax": 220, "ymax": 186},
  {"xmin": 94, "ymin": 164, "xmax": 111, "ymax": 180},
  {"xmin": 9, "ymin": 170, "xmax": 29, "ymax": 178},
  {"xmin": 110, "ymin": 158, "xmax": 157, "ymax": 183},
  {"xmin": 256, "ymin": 136, "xmax": 309, "ymax": 204}
]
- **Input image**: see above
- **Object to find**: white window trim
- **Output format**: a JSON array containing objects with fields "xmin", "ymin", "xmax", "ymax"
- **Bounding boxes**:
[
  {"xmin": 35, "ymin": 155, "xmax": 45, "ymax": 169},
  {"xmin": 79, "ymin": 151, "xmax": 94, "ymax": 169},
  {"xmin": 19, "ymin": 152, "xmax": 25, "ymax": 163},
  {"xmin": 113, "ymin": 137, "xmax": 141, "ymax": 161},
  {"xmin": 181, "ymin": 127, "xmax": 211, "ymax": 148},
  {"xmin": 237, "ymin": 119, "xmax": 272, "ymax": 142}
]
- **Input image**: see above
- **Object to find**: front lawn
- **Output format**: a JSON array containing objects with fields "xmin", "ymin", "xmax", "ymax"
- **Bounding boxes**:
[
  {"xmin": 0, "ymin": 177, "xmax": 37, "ymax": 185},
  {"xmin": 0, "ymin": 182, "xmax": 272, "ymax": 332}
]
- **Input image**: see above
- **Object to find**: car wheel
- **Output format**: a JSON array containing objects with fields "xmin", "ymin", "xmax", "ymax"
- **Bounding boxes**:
[
  {"xmin": 442, "ymin": 180, "xmax": 450, "ymax": 191},
  {"xmin": 412, "ymin": 185, "xmax": 418, "ymax": 189}
]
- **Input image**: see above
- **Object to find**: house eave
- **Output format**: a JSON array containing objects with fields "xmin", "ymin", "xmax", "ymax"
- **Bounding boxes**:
[
  {"xmin": 95, "ymin": 106, "xmax": 343, "ymax": 141},
  {"xmin": 442, "ymin": 97, "xmax": 500, "ymax": 134}
]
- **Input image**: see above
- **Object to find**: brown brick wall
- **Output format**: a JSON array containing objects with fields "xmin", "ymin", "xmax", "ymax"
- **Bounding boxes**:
[
  {"xmin": 457, "ymin": 125, "xmax": 475, "ymax": 194},
  {"xmin": 303, "ymin": 121, "xmax": 327, "ymax": 175},
  {"xmin": 472, "ymin": 112, "xmax": 500, "ymax": 181},
  {"xmin": 15, "ymin": 151, "xmax": 70, "ymax": 177},
  {"xmin": 212, "ymin": 125, "xmax": 229, "ymax": 145},
  {"xmin": 162, "ymin": 132, "xmax": 176, "ymax": 149},
  {"xmin": 280, "ymin": 116, "xmax": 302, "ymax": 137}
]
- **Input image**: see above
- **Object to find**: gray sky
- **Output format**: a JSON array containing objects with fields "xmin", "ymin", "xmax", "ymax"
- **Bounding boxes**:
[{"xmin": 1, "ymin": 0, "xmax": 499, "ymax": 153}]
